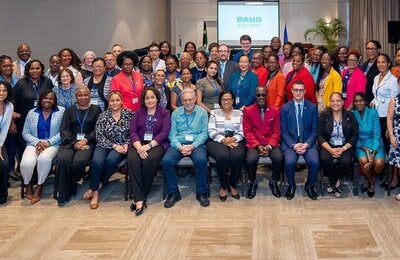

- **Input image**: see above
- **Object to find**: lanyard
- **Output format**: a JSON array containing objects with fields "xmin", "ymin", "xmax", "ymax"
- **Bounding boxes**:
[
  {"xmin": 145, "ymin": 114, "xmax": 155, "ymax": 133},
  {"xmin": 237, "ymin": 73, "xmax": 246, "ymax": 97},
  {"xmin": 185, "ymin": 112, "xmax": 195, "ymax": 128},
  {"xmin": 29, "ymin": 78, "xmax": 41, "ymax": 99},
  {"xmin": 75, "ymin": 106, "xmax": 89, "ymax": 133},
  {"xmin": 206, "ymin": 77, "xmax": 219, "ymax": 96}
]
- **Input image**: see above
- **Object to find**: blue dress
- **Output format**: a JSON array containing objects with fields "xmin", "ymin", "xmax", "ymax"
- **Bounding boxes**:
[{"xmin": 352, "ymin": 107, "xmax": 385, "ymax": 159}]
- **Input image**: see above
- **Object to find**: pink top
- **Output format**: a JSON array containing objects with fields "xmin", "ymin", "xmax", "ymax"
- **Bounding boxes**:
[{"xmin": 341, "ymin": 67, "xmax": 367, "ymax": 109}]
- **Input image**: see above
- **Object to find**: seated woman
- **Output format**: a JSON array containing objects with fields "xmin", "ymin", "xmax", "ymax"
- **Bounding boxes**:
[
  {"xmin": 317, "ymin": 92, "xmax": 358, "ymax": 198},
  {"xmin": 83, "ymin": 91, "xmax": 133, "ymax": 209},
  {"xmin": 128, "ymin": 88, "xmax": 171, "ymax": 216},
  {"xmin": 352, "ymin": 92, "xmax": 384, "ymax": 197},
  {"xmin": 55, "ymin": 86, "xmax": 102, "ymax": 206},
  {"xmin": 20, "ymin": 90, "xmax": 65, "ymax": 204},
  {"xmin": 171, "ymin": 68, "xmax": 195, "ymax": 110},
  {"xmin": 151, "ymin": 69, "xmax": 171, "ymax": 110},
  {"xmin": 0, "ymin": 80, "xmax": 14, "ymax": 204},
  {"xmin": 207, "ymin": 90, "xmax": 244, "ymax": 201},
  {"xmin": 83, "ymin": 57, "xmax": 111, "ymax": 111},
  {"xmin": 53, "ymin": 68, "xmax": 76, "ymax": 109},
  {"xmin": 196, "ymin": 61, "xmax": 223, "ymax": 113}
]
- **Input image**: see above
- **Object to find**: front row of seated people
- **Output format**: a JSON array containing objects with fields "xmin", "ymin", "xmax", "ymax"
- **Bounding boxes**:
[{"xmin": 0, "ymin": 79, "xmax": 389, "ymax": 213}]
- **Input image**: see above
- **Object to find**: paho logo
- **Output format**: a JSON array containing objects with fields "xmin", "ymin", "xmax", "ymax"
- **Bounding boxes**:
[{"xmin": 236, "ymin": 17, "xmax": 262, "ymax": 28}]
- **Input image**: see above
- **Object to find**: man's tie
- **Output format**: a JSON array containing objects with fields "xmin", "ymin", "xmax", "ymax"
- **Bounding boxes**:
[{"xmin": 297, "ymin": 104, "xmax": 303, "ymax": 143}]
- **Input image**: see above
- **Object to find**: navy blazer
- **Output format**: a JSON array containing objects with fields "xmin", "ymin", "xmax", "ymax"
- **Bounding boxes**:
[
  {"xmin": 218, "ymin": 60, "xmax": 238, "ymax": 88},
  {"xmin": 280, "ymin": 99, "xmax": 318, "ymax": 151}
]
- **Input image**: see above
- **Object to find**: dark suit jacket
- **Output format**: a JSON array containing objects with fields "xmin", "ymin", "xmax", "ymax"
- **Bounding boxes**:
[
  {"xmin": 243, "ymin": 103, "xmax": 280, "ymax": 149},
  {"xmin": 317, "ymin": 109, "xmax": 358, "ymax": 147},
  {"xmin": 280, "ymin": 99, "xmax": 318, "ymax": 151},
  {"xmin": 361, "ymin": 60, "xmax": 379, "ymax": 104},
  {"xmin": 218, "ymin": 60, "xmax": 238, "ymax": 88}
]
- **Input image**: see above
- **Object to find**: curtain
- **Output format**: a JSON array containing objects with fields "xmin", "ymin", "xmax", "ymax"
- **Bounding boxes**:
[{"xmin": 349, "ymin": 0, "xmax": 400, "ymax": 61}]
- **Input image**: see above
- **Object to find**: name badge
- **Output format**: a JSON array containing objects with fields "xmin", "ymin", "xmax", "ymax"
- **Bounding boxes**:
[
  {"xmin": 144, "ymin": 133, "xmax": 153, "ymax": 141},
  {"xmin": 132, "ymin": 97, "xmax": 139, "ymax": 104},
  {"xmin": 77, "ymin": 133, "xmax": 85, "ymax": 140},
  {"xmin": 332, "ymin": 137, "xmax": 343, "ymax": 146},
  {"xmin": 90, "ymin": 99, "xmax": 98, "ymax": 105},
  {"xmin": 235, "ymin": 97, "xmax": 240, "ymax": 104},
  {"xmin": 185, "ymin": 135, "xmax": 194, "ymax": 142},
  {"xmin": 214, "ymin": 103, "xmax": 220, "ymax": 109},
  {"xmin": 34, "ymin": 100, "xmax": 38, "ymax": 107}
]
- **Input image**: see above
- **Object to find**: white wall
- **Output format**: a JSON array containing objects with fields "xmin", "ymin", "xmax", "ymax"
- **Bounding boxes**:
[
  {"xmin": 171, "ymin": 0, "xmax": 340, "ymax": 51},
  {"xmin": 0, "ymin": 0, "xmax": 168, "ymax": 64}
]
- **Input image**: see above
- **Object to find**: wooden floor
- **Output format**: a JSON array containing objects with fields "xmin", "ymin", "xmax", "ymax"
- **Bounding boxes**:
[{"xmin": 1, "ymin": 169, "xmax": 400, "ymax": 260}]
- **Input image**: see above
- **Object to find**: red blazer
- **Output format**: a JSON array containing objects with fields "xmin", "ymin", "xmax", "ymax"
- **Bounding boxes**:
[
  {"xmin": 243, "ymin": 103, "xmax": 280, "ymax": 149},
  {"xmin": 285, "ymin": 67, "xmax": 316, "ymax": 103},
  {"xmin": 111, "ymin": 71, "xmax": 144, "ymax": 111},
  {"xmin": 251, "ymin": 66, "xmax": 268, "ymax": 87}
]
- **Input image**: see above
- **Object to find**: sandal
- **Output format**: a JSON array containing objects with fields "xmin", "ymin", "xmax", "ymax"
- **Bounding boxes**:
[
  {"xmin": 83, "ymin": 189, "xmax": 93, "ymax": 200},
  {"xmin": 395, "ymin": 193, "xmax": 400, "ymax": 201},
  {"xmin": 333, "ymin": 186, "xmax": 342, "ymax": 198},
  {"xmin": 326, "ymin": 184, "xmax": 334, "ymax": 193}
]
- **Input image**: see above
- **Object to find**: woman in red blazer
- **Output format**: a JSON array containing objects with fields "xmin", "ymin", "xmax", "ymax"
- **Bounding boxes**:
[
  {"xmin": 111, "ymin": 51, "xmax": 144, "ymax": 111},
  {"xmin": 285, "ymin": 54, "xmax": 316, "ymax": 103}
]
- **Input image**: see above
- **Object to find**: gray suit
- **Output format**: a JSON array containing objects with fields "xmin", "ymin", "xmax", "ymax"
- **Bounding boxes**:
[{"xmin": 218, "ymin": 60, "xmax": 238, "ymax": 89}]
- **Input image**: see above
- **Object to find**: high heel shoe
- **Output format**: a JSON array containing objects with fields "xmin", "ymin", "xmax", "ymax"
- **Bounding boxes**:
[
  {"xmin": 219, "ymin": 189, "xmax": 227, "ymax": 202},
  {"xmin": 367, "ymin": 180, "xmax": 375, "ymax": 198},
  {"xmin": 361, "ymin": 181, "xmax": 369, "ymax": 194},
  {"xmin": 130, "ymin": 202, "xmax": 136, "ymax": 211},
  {"xmin": 135, "ymin": 202, "xmax": 147, "ymax": 216},
  {"xmin": 228, "ymin": 186, "xmax": 240, "ymax": 200}
]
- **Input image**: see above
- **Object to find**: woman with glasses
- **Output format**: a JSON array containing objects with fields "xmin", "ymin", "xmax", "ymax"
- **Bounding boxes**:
[
  {"xmin": 341, "ymin": 50, "xmax": 366, "ymax": 110},
  {"xmin": 110, "ymin": 51, "xmax": 144, "ymax": 112},
  {"xmin": 151, "ymin": 69, "xmax": 171, "ymax": 110},
  {"xmin": 227, "ymin": 55, "xmax": 258, "ymax": 110},
  {"xmin": 207, "ymin": 90, "xmax": 244, "ymax": 201},
  {"xmin": 164, "ymin": 55, "xmax": 181, "ymax": 89},
  {"xmin": 84, "ymin": 57, "xmax": 111, "ymax": 111},
  {"xmin": 361, "ymin": 40, "xmax": 381, "ymax": 104},
  {"xmin": 190, "ymin": 50, "xmax": 208, "ymax": 84},
  {"xmin": 80, "ymin": 51, "xmax": 96, "ymax": 80}
]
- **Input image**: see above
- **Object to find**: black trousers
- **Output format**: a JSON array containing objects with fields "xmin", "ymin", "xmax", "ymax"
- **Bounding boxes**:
[
  {"xmin": 246, "ymin": 147, "xmax": 283, "ymax": 182},
  {"xmin": 0, "ymin": 146, "xmax": 9, "ymax": 201},
  {"xmin": 56, "ymin": 147, "xmax": 93, "ymax": 204},
  {"xmin": 128, "ymin": 145, "xmax": 165, "ymax": 202},
  {"xmin": 379, "ymin": 117, "xmax": 389, "ymax": 153},
  {"xmin": 207, "ymin": 140, "xmax": 245, "ymax": 189},
  {"xmin": 319, "ymin": 147, "xmax": 353, "ymax": 185}
]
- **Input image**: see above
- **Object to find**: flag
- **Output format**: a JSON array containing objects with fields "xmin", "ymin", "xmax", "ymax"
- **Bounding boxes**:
[
  {"xmin": 283, "ymin": 23, "xmax": 288, "ymax": 43},
  {"xmin": 202, "ymin": 21, "xmax": 208, "ymax": 48}
]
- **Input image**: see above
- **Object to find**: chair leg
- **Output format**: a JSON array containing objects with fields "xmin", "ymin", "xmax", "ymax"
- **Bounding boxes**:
[
  {"xmin": 124, "ymin": 166, "xmax": 129, "ymax": 201},
  {"xmin": 20, "ymin": 179, "xmax": 24, "ymax": 199}
]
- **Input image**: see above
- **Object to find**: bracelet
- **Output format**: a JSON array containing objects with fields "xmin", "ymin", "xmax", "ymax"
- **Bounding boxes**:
[{"xmin": 148, "ymin": 142, "xmax": 153, "ymax": 148}]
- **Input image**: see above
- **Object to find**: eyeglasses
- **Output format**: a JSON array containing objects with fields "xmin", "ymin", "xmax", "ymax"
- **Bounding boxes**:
[
  {"xmin": 256, "ymin": 93, "xmax": 266, "ymax": 97},
  {"xmin": 122, "ymin": 63, "xmax": 133, "ymax": 67},
  {"xmin": 93, "ymin": 65, "xmax": 105, "ymax": 69},
  {"xmin": 292, "ymin": 88, "xmax": 305, "ymax": 92}
]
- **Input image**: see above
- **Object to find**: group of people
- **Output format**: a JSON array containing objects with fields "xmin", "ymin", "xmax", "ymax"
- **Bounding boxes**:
[{"xmin": 0, "ymin": 35, "xmax": 400, "ymax": 215}]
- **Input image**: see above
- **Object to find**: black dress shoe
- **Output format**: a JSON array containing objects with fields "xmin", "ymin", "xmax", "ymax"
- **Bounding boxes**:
[
  {"xmin": 196, "ymin": 194, "xmax": 210, "ymax": 207},
  {"xmin": 285, "ymin": 185, "xmax": 296, "ymax": 200},
  {"xmin": 247, "ymin": 182, "xmax": 258, "ymax": 199},
  {"xmin": 305, "ymin": 185, "xmax": 317, "ymax": 200},
  {"xmin": 135, "ymin": 202, "xmax": 147, "ymax": 216},
  {"xmin": 269, "ymin": 181, "xmax": 281, "ymax": 198},
  {"xmin": 164, "ymin": 192, "xmax": 181, "ymax": 208}
]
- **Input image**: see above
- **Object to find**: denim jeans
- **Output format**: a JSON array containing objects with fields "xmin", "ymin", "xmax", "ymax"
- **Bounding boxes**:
[{"xmin": 161, "ymin": 144, "xmax": 208, "ymax": 195}]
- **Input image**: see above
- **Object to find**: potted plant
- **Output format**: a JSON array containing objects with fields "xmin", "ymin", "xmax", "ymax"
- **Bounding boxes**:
[{"xmin": 304, "ymin": 18, "xmax": 347, "ymax": 52}]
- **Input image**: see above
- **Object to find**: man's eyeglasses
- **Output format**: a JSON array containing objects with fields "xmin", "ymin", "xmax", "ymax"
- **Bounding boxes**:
[
  {"xmin": 292, "ymin": 88, "xmax": 305, "ymax": 92},
  {"xmin": 256, "ymin": 93, "xmax": 266, "ymax": 97}
]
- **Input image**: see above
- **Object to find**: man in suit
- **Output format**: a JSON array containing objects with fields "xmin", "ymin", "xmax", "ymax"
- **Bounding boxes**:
[
  {"xmin": 13, "ymin": 43, "xmax": 32, "ymax": 78},
  {"xmin": 280, "ymin": 80, "xmax": 319, "ymax": 200},
  {"xmin": 243, "ymin": 86, "xmax": 283, "ymax": 199},
  {"xmin": 218, "ymin": 44, "xmax": 238, "ymax": 88}
]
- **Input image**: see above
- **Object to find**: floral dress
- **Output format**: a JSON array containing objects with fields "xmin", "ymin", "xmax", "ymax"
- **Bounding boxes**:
[{"xmin": 389, "ymin": 94, "xmax": 400, "ymax": 167}]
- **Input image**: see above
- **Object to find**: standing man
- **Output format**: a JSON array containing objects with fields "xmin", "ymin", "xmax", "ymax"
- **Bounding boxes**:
[
  {"xmin": 161, "ymin": 88, "xmax": 210, "ymax": 208},
  {"xmin": 218, "ymin": 44, "xmax": 238, "ymax": 87},
  {"xmin": 103, "ymin": 52, "xmax": 120, "ymax": 77},
  {"xmin": 280, "ymin": 80, "xmax": 319, "ymax": 200},
  {"xmin": 13, "ymin": 43, "xmax": 32, "ymax": 78},
  {"xmin": 232, "ymin": 35, "xmax": 253, "ymax": 63},
  {"xmin": 111, "ymin": 44, "xmax": 124, "ymax": 58},
  {"xmin": 243, "ymin": 86, "xmax": 283, "ymax": 199},
  {"xmin": 148, "ymin": 43, "xmax": 166, "ymax": 72}
]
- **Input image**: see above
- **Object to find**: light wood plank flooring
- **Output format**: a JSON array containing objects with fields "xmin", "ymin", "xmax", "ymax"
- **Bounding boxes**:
[{"xmin": 1, "ymin": 170, "xmax": 400, "ymax": 260}]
